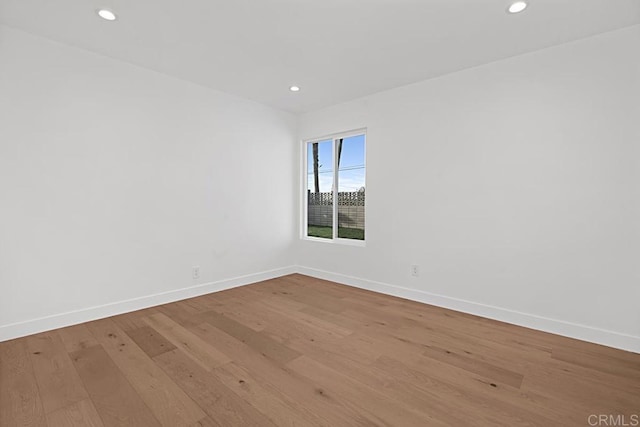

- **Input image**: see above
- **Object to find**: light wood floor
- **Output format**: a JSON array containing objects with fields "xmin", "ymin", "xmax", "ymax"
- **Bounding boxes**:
[{"xmin": 1, "ymin": 274, "xmax": 639, "ymax": 426}]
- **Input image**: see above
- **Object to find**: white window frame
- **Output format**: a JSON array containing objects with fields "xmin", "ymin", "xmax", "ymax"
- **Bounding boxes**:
[{"xmin": 301, "ymin": 128, "xmax": 366, "ymax": 246}]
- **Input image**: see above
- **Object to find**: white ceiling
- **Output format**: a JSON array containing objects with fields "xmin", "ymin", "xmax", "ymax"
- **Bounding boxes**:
[{"xmin": 1, "ymin": 0, "xmax": 638, "ymax": 113}]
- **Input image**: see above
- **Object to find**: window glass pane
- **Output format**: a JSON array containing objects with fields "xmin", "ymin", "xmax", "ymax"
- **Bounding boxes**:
[
  {"xmin": 337, "ymin": 135, "xmax": 365, "ymax": 240},
  {"xmin": 307, "ymin": 139, "xmax": 333, "ymax": 239}
]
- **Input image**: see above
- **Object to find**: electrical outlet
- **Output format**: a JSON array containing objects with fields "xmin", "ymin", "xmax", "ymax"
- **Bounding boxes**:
[
  {"xmin": 192, "ymin": 266, "xmax": 200, "ymax": 280},
  {"xmin": 411, "ymin": 264, "xmax": 419, "ymax": 277}
]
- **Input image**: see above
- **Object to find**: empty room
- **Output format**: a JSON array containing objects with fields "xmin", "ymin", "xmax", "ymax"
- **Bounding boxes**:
[{"xmin": 1, "ymin": 0, "xmax": 639, "ymax": 426}]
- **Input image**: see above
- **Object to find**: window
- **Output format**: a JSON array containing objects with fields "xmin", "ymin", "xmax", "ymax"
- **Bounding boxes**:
[{"xmin": 304, "ymin": 130, "xmax": 366, "ymax": 243}]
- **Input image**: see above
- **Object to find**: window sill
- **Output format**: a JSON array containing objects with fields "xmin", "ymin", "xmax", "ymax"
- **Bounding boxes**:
[{"xmin": 302, "ymin": 236, "xmax": 366, "ymax": 247}]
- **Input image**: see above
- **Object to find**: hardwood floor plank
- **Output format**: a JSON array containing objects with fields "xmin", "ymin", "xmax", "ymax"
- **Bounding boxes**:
[
  {"xmin": 374, "ymin": 301, "xmax": 555, "ymax": 356},
  {"xmin": 124, "ymin": 325, "xmax": 177, "ymax": 359},
  {"xmin": 86, "ymin": 319, "xmax": 205, "ymax": 427},
  {"xmin": 207, "ymin": 297, "xmax": 269, "ymax": 331},
  {"xmin": 373, "ymin": 355, "xmax": 562, "ymax": 426},
  {"xmin": 188, "ymin": 416, "xmax": 219, "ymax": 427},
  {"xmin": 551, "ymin": 346, "xmax": 640, "ymax": 380},
  {"xmin": 257, "ymin": 300, "xmax": 353, "ymax": 338},
  {"xmin": 288, "ymin": 355, "xmax": 448, "ymax": 426},
  {"xmin": 212, "ymin": 362, "xmax": 315, "ymax": 427},
  {"xmin": 143, "ymin": 312, "xmax": 230, "ymax": 370},
  {"xmin": 25, "ymin": 332, "xmax": 90, "ymax": 414},
  {"xmin": 265, "ymin": 277, "xmax": 350, "ymax": 313},
  {"xmin": 155, "ymin": 303, "xmax": 204, "ymax": 328},
  {"xmin": 283, "ymin": 339, "xmax": 481, "ymax": 426},
  {"xmin": 0, "ymin": 340, "xmax": 47, "ymax": 427},
  {"xmin": 258, "ymin": 294, "xmax": 308, "ymax": 313},
  {"xmin": 201, "ymin": 310, "xmax": 301, "ymax": 365},
  {"xmin": 231, "ymin": 300, "xmax": 351, "ymax": 346},
  {"xmin": 69, "ymin": 345, "xmax": 160, "ymax": 427},
  {"xmin": 45, "ymin": 399, "xmax": 104, "ymax": 427},
  {"xmin": 520, "ymin": 362, "xmax": 640, "ymax": 415},
  {"xmin": 57, "ymin": 324, "xmax": 99, "ymax": 354},
  {"xmin": 187, "ymin": 322, "xmax": 375, "ymax": 426},
  {"xmin": 339, "ymin": 303, "xmax": 548, "ymax": 376},
  {"xmin": 153, "ymin": 349, "xmax": 276, "ymax": 427},
  {"xmin": 110, "ymin": 307, "xmax": 161, "ymax": 332},
  {"xmin": 286, "ymin": 332, "xmax": 382, "ymax": 366},
  {"xmin": 421, "ymin": 344, "xmax": 524, "ymax": 388}
]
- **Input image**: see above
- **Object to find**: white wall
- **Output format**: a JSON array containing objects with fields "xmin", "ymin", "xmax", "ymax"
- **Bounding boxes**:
[
  {"xmin": 0, "ymin": 25, "xmax": 297, "ymax": 339},
  {"xmin": 297, "ymin": 25, "xmax": 640, "ymax": 351}
]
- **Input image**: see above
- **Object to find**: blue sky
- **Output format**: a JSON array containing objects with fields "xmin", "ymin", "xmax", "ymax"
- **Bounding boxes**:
[{"xmin": 307, "ymin": 134, "xmax": 365, "ymax": 193}]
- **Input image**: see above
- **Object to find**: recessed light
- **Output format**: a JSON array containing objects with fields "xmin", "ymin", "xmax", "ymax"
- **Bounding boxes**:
[
  {"xmin": 507, "ymin": 1, "xmax": 527, "ymax": 14},
  {"xmin": 97, "ymin": 9, "xmax": 117, "ymax": 21},
  {"xmin": 289, "ymin": 86, "xmax": 300, "ymax": 92}
]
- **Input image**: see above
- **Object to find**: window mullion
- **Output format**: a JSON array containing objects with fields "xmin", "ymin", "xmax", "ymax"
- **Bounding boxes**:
[{"xmin": 332, "ymin": 138, "xmax": 338, "ymax": 239}]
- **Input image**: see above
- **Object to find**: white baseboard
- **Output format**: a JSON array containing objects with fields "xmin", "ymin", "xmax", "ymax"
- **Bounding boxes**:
[
  {"xmin": 3, "ymin": 264, "xmax": 638, "ymax": 354},
  {"xmin": 296, "ymin": 266, "xmax": 640, "ymax": 354},
  {"xmin": 0, "ymin": 266, "xmax": 296, "ymax": 343}
]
